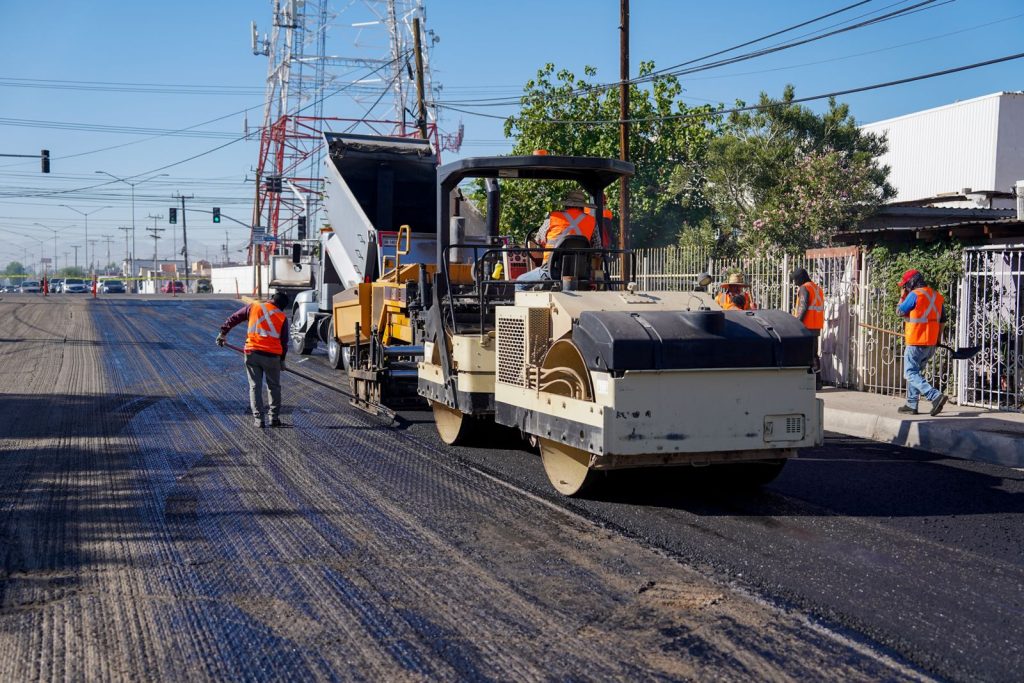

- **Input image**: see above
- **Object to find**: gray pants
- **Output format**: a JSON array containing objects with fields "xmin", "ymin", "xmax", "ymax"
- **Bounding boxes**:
[{"xmin": 245, "ymin": 353, "xmax": 282, "ymax": 420}]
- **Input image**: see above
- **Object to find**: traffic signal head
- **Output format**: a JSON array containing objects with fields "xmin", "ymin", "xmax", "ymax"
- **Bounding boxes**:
[
  {"xmin": 297, "ymin": 215, "xmax": 307, "ymax": 240},
  {"xmin": 40, "ymin": 150, "xmax": 50, "ymax": 174},
  {"xmin": 169, "ymin": 208, "xmax": 177, "ymax": 224},
  {"xmin": 213, "ymin": 207, "xmax": 221, "ymax": 224}
]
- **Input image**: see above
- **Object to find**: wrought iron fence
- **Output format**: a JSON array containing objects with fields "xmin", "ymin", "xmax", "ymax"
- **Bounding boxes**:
[
  {"xmin": 958, "ymin": 247, "xmax": 1024, "ymax": 410},
  {"xmin": 625, "ymin": 243, "xmax": 1024, "ymax": 411}
]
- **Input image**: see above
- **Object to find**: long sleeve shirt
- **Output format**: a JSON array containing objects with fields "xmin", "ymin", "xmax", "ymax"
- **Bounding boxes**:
[
  {"xmin": 220, "ymin": 304, "xmax": 289, "ymax": 358},
  {"xmin": 897, "ymin": 290, "xmax": 948, "ymax": 323}
]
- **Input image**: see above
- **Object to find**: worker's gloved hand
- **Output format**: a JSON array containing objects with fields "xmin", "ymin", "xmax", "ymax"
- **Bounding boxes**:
[
  {"xmin": 215, "ymin": 333, "xmax": 226, "ymax": 347},
  {"xmin": 731, "ymin": 294, "xmax": 746, "ymax": 309}
]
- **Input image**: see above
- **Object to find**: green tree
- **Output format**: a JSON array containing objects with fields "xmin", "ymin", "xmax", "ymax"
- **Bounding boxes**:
[
  {"xmin": 489, "ymin": 62, "xmax": 719, "ymax": 246},
  {"xmin": 57, "ymin": 266, "xmax": 86, "ymax": 277},
  {"xmin": 3, "ymin": 261, "xmax": 27, "ymax": 276},
  {"xmin": 695, "ymin": 85, "xmax": 894, "ymax": 255}
]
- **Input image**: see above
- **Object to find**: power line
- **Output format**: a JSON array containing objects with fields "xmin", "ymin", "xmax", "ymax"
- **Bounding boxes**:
[{"xmin": 438, "ymin": 50, "xmax": 1024, "ymax": 126}]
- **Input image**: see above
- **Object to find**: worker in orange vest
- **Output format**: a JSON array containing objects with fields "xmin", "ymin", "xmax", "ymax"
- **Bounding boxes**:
[
  {"xmin": 217, "ymin": 291, "xmax": 291, "ymax": 428},
  {"xmin": 896, "ymin": 269, "xmax": 948, "ymax": 416},
  {"xmin": 715, "ymin": 273, "xmax": 756, "ymax": 310},
  {"xmin": 517, "ymin": 190, "xmax": 596, "ymax": 290},
  {"xmin": 790, "ymin": 267, "xmax": 824, "ymax": 388}
]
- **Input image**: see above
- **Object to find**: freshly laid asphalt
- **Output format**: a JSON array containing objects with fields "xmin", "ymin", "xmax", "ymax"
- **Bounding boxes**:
[{"xmin": 1, "ymin": 295, "xmax": 1022, "ymax": 681}]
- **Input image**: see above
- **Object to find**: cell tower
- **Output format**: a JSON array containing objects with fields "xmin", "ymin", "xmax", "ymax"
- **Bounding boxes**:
[{"xmin": 249, "ymin": 0, "xmax": 462, "ymax": 263}]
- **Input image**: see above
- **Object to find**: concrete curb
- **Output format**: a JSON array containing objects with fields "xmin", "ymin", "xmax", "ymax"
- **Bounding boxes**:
[{"xmin": 824, "ymin": 407, "xmax": 1024, "ymax": 469}]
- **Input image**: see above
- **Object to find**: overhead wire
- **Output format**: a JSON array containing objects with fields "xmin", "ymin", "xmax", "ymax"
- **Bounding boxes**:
[{"xmin": 436, "ymin": 50, "xmax": 1024, "ymax": 126}]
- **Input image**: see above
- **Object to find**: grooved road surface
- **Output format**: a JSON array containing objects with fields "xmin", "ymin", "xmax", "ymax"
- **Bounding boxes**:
[{"xmin": 0, "ymin": 298, "xmax": 1021, "ymax": 681}]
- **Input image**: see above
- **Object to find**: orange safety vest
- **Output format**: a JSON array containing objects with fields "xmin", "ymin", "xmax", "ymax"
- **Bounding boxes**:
[
  {"xmin": 542, "ymin": 208, "xmax": 595, "ymax": 263},
  {"xmin": 904, "ymin": 286, "xmax": 944, "ymax": 346},
  {"xmin": 584, "ymin": 207, "xmax": 614, "ymax": 248},
  {"xmin": 716, "ymin": 290, "xmax": 755, "ymax": 311},
  {"xmin": 245, "ymin": 302, "xmax": 287, "ymax": 355},
  {"xmin": 797, "ymin": 281, "xmax": 824, "ymax": 330}
]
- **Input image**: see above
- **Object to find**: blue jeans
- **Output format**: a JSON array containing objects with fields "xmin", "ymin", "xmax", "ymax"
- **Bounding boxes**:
[
  {"xmin": 515, "ymin": 265, "xmax": 548, "ymax": 291},
  {"xmin": 903, "ymin": 344, "xmax": 940, "ymax": 408}
]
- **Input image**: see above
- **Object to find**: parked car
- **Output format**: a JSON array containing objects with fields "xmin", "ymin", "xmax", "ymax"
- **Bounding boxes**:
[
  {"xmin": 63, "ymin": 278, "xmax": 89, "ymax": 294},
  {"xmin": 20, "ymin": 280, "xmax": 41, "ymax": 293},
  {"xmin": 100, "ymin": 279, "xmax": 126, "ymax": 294},
  {"xmin": 196, "ymin": 278, "xmax": 212, "ymax": 293},
  {"xmin": 1, "ymin": 285, "xmax": 18, "ymax": 293},
  {"xmin": 160, "ymin": 281, "xmax": 185, "ymax": 293},
  {"xmin": 49, "ymin": 278, "xmax": 64, "ymax": 293}
]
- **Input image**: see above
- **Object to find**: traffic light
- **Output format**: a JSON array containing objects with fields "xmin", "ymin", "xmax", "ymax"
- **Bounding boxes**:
[
  {"xmin": 40, "ymin": 149, "xmax": 50, "ymax": 174},
  {"xmin": 169, "ymin": 208, "xmax": 177, "ymax": 224},
  {"xmin": 297, "ymin": 215, "xmax": 307, "ymax": 240},
  {"xmin": 212, "ymin": 207, "xmax": 221, "ymax": 224},
  {"xmin": 266, "ymin": 175, "xmax": 282, "ymax": 193}
]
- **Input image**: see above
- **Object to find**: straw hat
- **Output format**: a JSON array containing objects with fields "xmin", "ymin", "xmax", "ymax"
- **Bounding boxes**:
[{"xmin": 721, "ymin": 272, "xmax": 749, "ymax": 288}]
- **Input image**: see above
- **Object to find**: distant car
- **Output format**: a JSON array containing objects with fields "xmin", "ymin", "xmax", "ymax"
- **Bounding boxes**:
[
  {"xmin": 196, "ymin": 278, "xmax": 212, "ymax": 293},
  {"xmin": 161, "ymin": 281, "xmax": 185, "ymax": 293},
  {"xmin": 63, "ymin": 278, "xmax": 89, "ymax": 294},
  {"xmin": 0, "ymin": 285, "xmax": 17, "ymax": 293},
  {"xmin": 49, "ymin": 278, "xmax": 64, "ymax": 293},
  {"xmin": 20, "ymin": 280, "xmax": 41, "ymax": 293},
  {"xmin": 100, "ymin": 279, "xmax": 126, "ymax": 294}
]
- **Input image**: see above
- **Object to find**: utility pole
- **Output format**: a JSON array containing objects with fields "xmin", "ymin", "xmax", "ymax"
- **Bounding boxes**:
[
  {"xmin": 102, "ymin": 235, "xmax": 115, "ymax": 274},
  {"xmin": 146, "ymin": 225, "xmax": 165, "ymax": 291},
  {"xmin": 88, "ymin": 240, "xmax": 98, "ymax": 275},
  {"xmin": 145, "ymin": 214, "xmax": 163, "ymax": 293},
  {"xmin": 412, "ymin": 17, "xmax": 429, "ymax": 140},
  {"xmin": 71, "ymin": 245, "xmax": 80, "ymax": 271},
  {"xmin": 118, "ymin": 227, "xmax": 131, "ymax": 276},
  {"xmin": 173, "ymin": 193, "xmax": 194, "ymax": 292},
  {"xmin": 619, "ymin": 0, "xmax": 631, "ymax": 283}
]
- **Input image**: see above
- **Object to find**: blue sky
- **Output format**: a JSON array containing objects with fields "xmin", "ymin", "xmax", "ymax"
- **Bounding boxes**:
[{"xmin": 1, "ymin": 0, "xmax": 1022, "ymax": 270}]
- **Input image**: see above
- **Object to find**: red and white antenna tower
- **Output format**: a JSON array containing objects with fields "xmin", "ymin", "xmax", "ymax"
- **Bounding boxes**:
[{"xmin": 249, "ymin": 0, "xmax": 458, "ymax": 263}]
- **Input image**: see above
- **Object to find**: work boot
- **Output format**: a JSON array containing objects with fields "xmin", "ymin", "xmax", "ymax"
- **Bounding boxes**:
[
  {"xmin": 929, "ymin": 394, "xmax": 949, "ymax": 416},
  {"xmin": 270, "ymin": 418, "xmax": 283, "ymax": 428},
  {"xmin": 897, "ymin": 405, "xmax": 918, "ymax": 415},
  {"xmin": 254, "ymin": 417, "xmax": 264, "ymax": 429}
]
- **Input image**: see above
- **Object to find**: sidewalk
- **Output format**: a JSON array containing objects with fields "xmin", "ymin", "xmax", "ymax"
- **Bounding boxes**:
[{"xmin": 821, "ymin": 388, "xmax": 1024, "ymax": 469}]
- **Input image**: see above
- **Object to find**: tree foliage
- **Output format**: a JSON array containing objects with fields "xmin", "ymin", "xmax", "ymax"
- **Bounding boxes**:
[
  {"xmin": 489, "ymin": 62, "xmax": 719, "ymax": 246},
  {"xmin": 3, "ymin": 261, "xmax": 26, "ymax": 276},
  {"xmin": 693, "ymin": 86, "xmax": 894, "ymax": 255}
]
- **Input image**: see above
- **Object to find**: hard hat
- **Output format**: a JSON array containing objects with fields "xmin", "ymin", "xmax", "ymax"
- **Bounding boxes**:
[
  {"xmin": 898, "ymin": 269, "xmax": 920, "ymax": 287},
  {"xmin": 721, "ymin": 272, "xmax": 749, "ymax": 288},
  {"xmin": 563, "ymin": 190, "xmax": 589, "ymax": 207}
]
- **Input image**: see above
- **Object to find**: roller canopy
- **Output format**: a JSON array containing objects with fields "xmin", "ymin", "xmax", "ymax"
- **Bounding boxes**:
[{"xmin": 572, "ymin": 309, "xmax": 815, "ymax": 372}]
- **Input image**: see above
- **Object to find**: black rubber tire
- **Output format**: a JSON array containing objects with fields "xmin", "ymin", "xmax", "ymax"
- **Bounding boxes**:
[
  {"xmin": 327, "ymin": 336, "xmax": 344, "ymax": 370},
  {"xmin": 289, "ymin": 318, "xmax": 316, "ymax": 355}
]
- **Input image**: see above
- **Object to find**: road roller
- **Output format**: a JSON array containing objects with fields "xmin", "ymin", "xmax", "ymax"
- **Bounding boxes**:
[{"xmin": 416, "ymin": 154, "xmax": 824, "ymax": 495}]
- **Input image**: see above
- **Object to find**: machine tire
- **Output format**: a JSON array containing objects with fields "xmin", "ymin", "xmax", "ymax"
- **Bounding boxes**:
[
  {"xmin": 431, "ymin": 400, "xmax": 474, "ymax": 445},
  {"xmin": 538, "ymin": 438, "xmax": 597, "ymax": 496},
  {"xmin": 289, "ymin": 316, "xmax": 316, "ymax": 355},
  {"xmin": 327, "ymin": 335, "xmax": 344, "ymax": 370}
]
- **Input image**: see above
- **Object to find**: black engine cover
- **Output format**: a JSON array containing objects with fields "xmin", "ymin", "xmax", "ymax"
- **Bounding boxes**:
[{"xmin": 572, "ymin": 309, "xmax": 815, "ymax": 372}]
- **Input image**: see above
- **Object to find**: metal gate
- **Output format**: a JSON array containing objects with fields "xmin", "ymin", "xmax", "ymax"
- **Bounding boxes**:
[{"xmin": 958, "ymin": 246, "xmax": 1024, "ymax": 411}]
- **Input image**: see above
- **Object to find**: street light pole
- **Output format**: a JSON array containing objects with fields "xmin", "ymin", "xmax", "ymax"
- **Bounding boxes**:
[
  {"xmin": 33, "ymin": 222, "xmax": 76, "ymax": 275},
  {"xmin": 95, "ymin": 172, "xmax": 168, "ymax": 285},
  {"xmin": 62, "ymin": 205, "xmax": 109, "ymax": 276}
]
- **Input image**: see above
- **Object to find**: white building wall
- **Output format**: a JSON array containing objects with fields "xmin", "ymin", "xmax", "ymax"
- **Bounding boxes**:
[
  {"xmin": 210, "ymin": 265, "xmax": 267, "ymax": 296},
  {"xmin": 995, "ymin": 94, "xmax": 1024, "ymax": 194},
  {"xmin": 861, "ymin": 92, "xmax": 1024, "ymax": 203}
]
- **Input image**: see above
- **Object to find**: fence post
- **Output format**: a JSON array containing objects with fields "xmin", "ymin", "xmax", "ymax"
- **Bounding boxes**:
[{"xmin": 782, "ymin": 253, "xmax": 790, "ymax": 313}]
